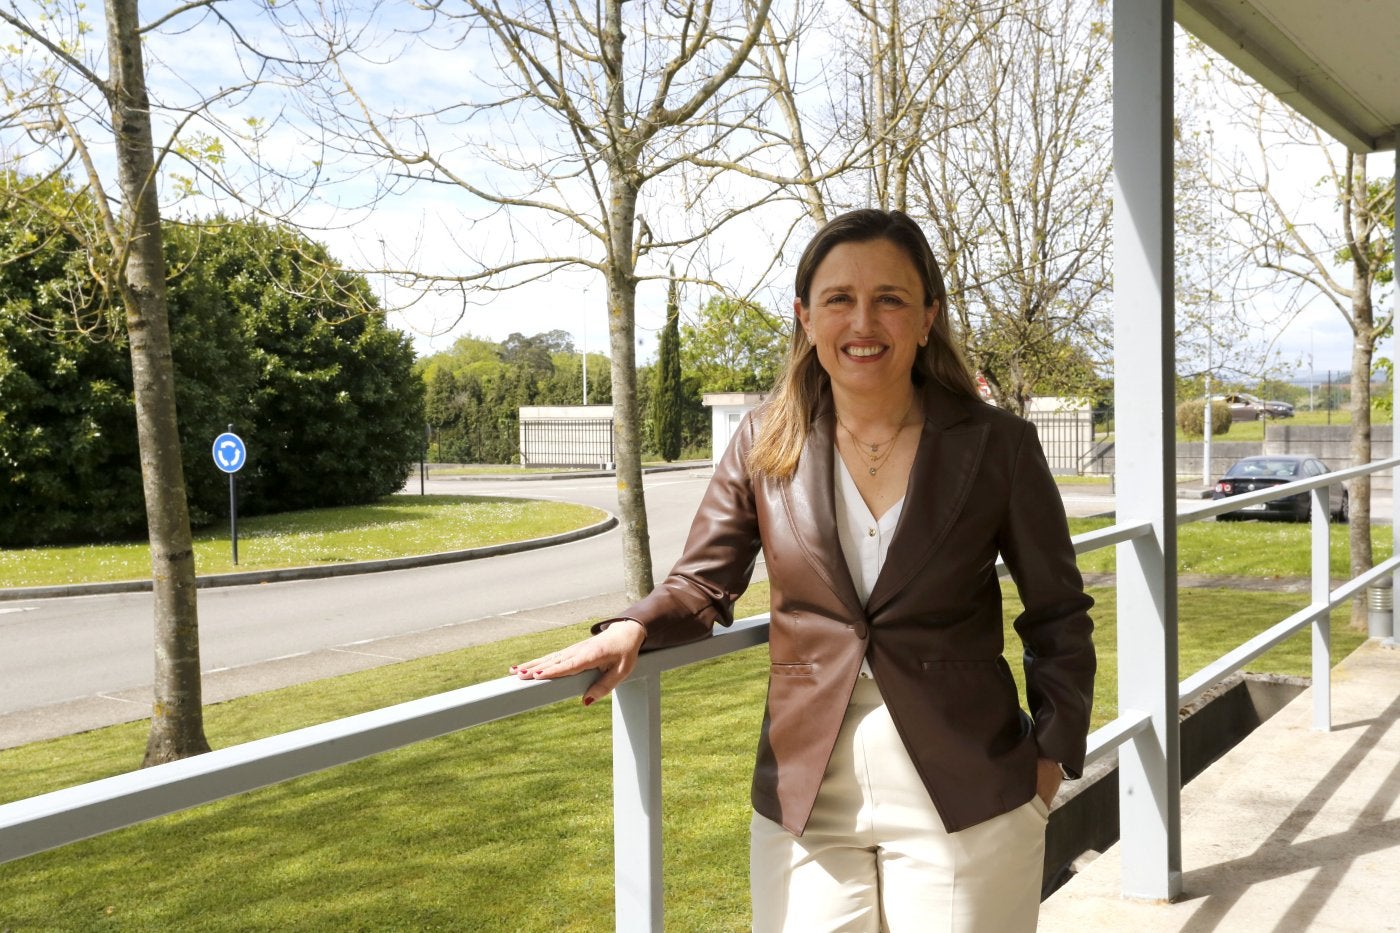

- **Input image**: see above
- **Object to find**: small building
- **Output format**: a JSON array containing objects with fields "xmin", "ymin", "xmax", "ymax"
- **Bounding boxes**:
[{"xmin": 702, "ymin": 393, "xmax": 766, "ymax": 467}]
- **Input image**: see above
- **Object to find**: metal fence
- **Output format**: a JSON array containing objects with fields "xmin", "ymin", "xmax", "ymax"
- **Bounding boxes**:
[
  {"xmin": 1027, "ymin": 410, "xmax": 1100, "ymax": 475},
  {"xmin": 519, "ymin": 417, "xmax": 614, "ymax": 467}
]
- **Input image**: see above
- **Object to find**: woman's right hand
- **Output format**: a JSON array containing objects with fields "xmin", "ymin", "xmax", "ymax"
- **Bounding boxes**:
[{"xmin": 510, "ymin": 619, "xmax": 647, "ymax": 707}]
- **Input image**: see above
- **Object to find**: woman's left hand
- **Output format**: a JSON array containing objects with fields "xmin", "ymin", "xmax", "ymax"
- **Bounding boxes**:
[{"xmin": 1036, "ymin": 757, "xmax": 1063, "ymax": 807}]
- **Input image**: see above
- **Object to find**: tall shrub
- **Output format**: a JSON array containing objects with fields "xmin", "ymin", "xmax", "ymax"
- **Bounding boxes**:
[
  {"xmin": 1176, "ymin": 399, "xmax": 1232, "ymax": 437},
  {"xmin": 649, "ymin": 276, "xmax": 684, "ymax": 462},
  {"xmin": 0, "ymin": 208, "xmax": 423, "ymax": 545}
]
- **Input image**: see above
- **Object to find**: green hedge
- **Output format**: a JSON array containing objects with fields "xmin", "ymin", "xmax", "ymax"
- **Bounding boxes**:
[{"xmin": 0, "ymin": 203, "xmax": 423, "ymax": 545}]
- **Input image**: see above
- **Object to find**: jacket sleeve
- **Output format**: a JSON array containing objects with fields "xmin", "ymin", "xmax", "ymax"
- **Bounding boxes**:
[
  {"xmin": 997, "ymin": 419, "xmax": 1096, "ymax": 778},
  {"xmin": 592, "ymin": 413, "xmax": 764, "ymax": 650}
]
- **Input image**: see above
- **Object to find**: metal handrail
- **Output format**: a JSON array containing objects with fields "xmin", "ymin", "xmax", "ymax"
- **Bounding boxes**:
[{"xmin": 0, "ymin": 617, "xmax": 771, "ymax": 866}]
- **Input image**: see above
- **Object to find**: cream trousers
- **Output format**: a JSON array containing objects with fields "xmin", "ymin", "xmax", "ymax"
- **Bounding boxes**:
[{"xmin": 750, "ymin": 676, "xmax": 1047, "ymax": 932}]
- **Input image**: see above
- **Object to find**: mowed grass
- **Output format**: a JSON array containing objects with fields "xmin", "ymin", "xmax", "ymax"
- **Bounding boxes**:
[
  {"xmin": 0, "ymin": 496, "xmax": 607, "ymax": 588},
  {"xmin": 0, "ymin": 571, "xmax": 1369, "ymax": 930},
  {"xmin": 1176, "ymin": 406, "xmax": 1389, "ymax": 443},
  {"xmin": 1070, "ymin": 516, "xmax": 1392, "ymax": 578}
]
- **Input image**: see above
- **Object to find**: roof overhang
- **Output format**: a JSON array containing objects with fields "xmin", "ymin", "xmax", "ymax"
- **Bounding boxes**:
[{"xmin": 1176, "ymin": 0, "xmax": 1400, "ymax": 153}]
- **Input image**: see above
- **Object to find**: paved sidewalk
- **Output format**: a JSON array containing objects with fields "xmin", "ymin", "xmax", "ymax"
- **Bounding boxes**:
[{"xmin": 1039, "ymin": 638, "xmax": 1400, "ymax": 932}]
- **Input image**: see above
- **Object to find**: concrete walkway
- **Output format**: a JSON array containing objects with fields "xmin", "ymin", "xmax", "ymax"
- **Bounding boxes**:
[{"xmin": 1039, "ymin": 638, "xmax": 1400, "ymax": 932}]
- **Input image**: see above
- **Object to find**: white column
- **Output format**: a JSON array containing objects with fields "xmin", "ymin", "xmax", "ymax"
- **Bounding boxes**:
[
  {"xmin": 612, "ymin": 674, "xmax": 665, "ymax": 930},
  {"xmin": 1112, "ymin": 0, "xmax": 1182, "ymax": 901}
]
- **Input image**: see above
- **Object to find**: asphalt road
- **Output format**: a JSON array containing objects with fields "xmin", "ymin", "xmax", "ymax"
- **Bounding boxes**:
[
  {"xmin": 18, "ymin": 470, "xmax": 1293, "ymax": 745},
  {"xmin": 0, "ymin": 469, "xmax": 729, "ymax": 723},
  {"xmin": 11, "ymin": 464, "xmax": 1384, "ymax": 743}
]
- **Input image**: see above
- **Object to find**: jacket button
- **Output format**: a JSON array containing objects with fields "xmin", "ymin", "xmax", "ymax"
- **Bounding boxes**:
[{"xmin": 852, "ymin": 620, "xmax": 869, "ymax": 640}]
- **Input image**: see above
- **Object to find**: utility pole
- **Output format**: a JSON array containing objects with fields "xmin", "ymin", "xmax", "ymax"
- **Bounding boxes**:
[{"xmin": 1202, "ymin": 124, "xmax": 1214, "ymax": 487}]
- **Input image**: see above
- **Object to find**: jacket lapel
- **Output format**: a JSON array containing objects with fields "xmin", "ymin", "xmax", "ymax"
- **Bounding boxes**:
[
  {"xmin": 779, "ymin": 394, "xmax": 864, "ymax": 617},
  {"xmin": 866, "ymin": 383, "xmax": 988, "ymax": 617}
]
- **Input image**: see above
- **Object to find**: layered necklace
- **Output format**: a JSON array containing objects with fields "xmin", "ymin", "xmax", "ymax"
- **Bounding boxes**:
[{"xmin": 836, "ymin": 395, "xmax": 919, "ymax": 476}]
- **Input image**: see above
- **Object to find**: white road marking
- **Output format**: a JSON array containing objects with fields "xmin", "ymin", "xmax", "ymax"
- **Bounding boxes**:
[
  {"xmin": 330, "ymin": 647, "xmax": 405, "ymax": 661},
  {"xmin": 96, "ymin": 693, "xmax": 143, "ymax": 705},
  {"xmin": 0, "ymin": 607, "xmax": 37, "ymax": 614}
]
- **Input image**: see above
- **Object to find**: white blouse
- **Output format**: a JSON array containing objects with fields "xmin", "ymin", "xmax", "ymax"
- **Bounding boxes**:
[{"xmin": 833, "ymin": 448, "xmax": 905, "ymax": 678}]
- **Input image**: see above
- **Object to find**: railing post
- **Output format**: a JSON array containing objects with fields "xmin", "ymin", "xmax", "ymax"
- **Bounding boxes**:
[
  {"xmin": 1112, "ymin": 0, "xmax": 1181, "ymax": 902},
  {"xmin": 1310, "ymin": 487, "xmax": 1332, "ymax": 730},
  {"xmin": 612, "ymin": 673, "xmax": 664, "ymax": 931}
]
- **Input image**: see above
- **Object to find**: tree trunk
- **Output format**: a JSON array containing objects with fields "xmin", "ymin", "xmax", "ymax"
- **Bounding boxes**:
[
  {"xmin": 1347, "ymin": 299, "xmax": 1374, "ymax": 631},
  {"xmin": 1346, "ymin": 154, "xmax": 1375, "ymax": 631},
  {"xmin": 106, "ymin": 0, "xmax": 210, "ymax": 764},
  {"xmin": 599, "ymin": 0, "xmax": 654, "ymax": 602},
  {"xmin": 605, "ymin": 175, "xmax": 655, "ymax": 601}
]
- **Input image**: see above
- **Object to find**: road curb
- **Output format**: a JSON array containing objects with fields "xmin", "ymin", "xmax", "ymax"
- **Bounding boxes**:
[
  {"xmin": 427, "ymin": 461, "xmax": 709, "ymax": 482},
  {"xmin": 0, "ymin": 513, "xmax": 619, "ymax": 602}
]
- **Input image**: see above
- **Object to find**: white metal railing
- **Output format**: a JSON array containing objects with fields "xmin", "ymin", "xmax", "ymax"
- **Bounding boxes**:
[{"xmin": 1, "ymin": 458, "xmax": 1396, "ymax": 927}]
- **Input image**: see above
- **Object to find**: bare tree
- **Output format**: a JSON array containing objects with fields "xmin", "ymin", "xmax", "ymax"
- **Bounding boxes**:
[
  {"xmin": 0, "ymin": 0, "xmax": 333, "ymax": 763},
  {"xmin": 740, "ymin": 1, "xmax": 999, "ymax": 238},
  {"xmin": 317, "ymin": 0, "xmax": 773, "ymax": 600},
  {"xmin": 747, "ymin": 0, "xmax": 1108, "ymax": 413},
  {"xmin": 698, "ymin": 0, "xmax": 1111, "ymax": 413},
  {"xmin": 693, "ymin": 1, "xmax": 1007, "ymax": 349},
  {"xmin": 904, "ymin": 0, "xmax": 1113, "ymax": 414},
  {"xmin": 844, "ymin": 0, "xmax": 1004, "ymax": 215},
  {"xmin": 1173, "ymin": 116, "xmax": 1294, "ymax": 395},
  {"xmin": 1215, "ymin": 85, "xmax": 1395, "ymax": 628}
]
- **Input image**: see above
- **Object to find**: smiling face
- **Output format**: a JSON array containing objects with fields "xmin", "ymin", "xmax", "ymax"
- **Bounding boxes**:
[{"xmin": 794, "ymin": 238, "xmax": 938, "ymax": 408}]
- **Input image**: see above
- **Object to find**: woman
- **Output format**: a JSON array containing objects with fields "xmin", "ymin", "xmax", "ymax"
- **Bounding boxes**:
[{"xmin": 513, "ymin": 209, "xmax": 1095, "ymax": 931}]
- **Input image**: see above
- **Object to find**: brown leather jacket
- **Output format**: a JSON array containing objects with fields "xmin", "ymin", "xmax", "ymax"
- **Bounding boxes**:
[{"xmin": 601, "ymin": 381, "xmax": 1095, "ymax": 835}]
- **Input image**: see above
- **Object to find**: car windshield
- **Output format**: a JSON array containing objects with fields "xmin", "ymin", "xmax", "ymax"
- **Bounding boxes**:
[{"xmin": 1225, "ymin": 459, "xmax": 1299, "ymax": 479}]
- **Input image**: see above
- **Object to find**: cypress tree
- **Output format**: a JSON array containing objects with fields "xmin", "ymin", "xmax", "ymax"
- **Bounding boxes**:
[{"xmin": 650, "ymin": 273, "xmax": 684, "ymax": 461}]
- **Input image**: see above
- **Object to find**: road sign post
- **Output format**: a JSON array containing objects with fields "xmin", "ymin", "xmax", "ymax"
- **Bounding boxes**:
[
  {"xmin": 421, "ymin": 423, "xmax": 429, "ymax": 496},
  {"xmin": 212, "ymin": 426, "xmax": 247, "ymax": 565}
]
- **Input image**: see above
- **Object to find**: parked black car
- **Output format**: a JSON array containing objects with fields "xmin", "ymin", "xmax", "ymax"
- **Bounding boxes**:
[{"xmin": 1213, "ymin": 455, "xmax": 1348, "ymax": 522}]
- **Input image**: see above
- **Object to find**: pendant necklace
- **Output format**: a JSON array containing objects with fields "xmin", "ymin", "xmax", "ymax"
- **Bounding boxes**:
[{"xmin": 836, "ymin": 396, "xmax": 918, "ymax": 475}]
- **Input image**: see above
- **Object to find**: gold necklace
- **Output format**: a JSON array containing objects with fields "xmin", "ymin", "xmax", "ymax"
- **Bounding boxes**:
[{"xmin": 836, "ymin": 396, "xmax": 918, "ymax": 475}]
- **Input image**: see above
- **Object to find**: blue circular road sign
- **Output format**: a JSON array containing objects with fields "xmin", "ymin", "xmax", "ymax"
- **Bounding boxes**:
[{"xmin": 212, "ymin": 432, "xmax": 247, "ymax": 474}]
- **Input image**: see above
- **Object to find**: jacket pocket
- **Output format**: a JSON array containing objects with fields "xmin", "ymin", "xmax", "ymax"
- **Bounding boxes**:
[
  {"xmin": 920, "ymin": 659, "xmax": 1000, "ymax": 672},
  {"xmin": 770, "ymin": 661, "xmax": 815, "ymax": 677},
  {"xmin": 920, "ymin": 657, "xmax": 1019, "ymax": 693}
]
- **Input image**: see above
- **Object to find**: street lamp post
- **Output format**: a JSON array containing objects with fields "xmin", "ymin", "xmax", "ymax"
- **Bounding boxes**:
[{"xmin": 1202, "ymin": 124, "xmax": 1215, "ymax": 488}]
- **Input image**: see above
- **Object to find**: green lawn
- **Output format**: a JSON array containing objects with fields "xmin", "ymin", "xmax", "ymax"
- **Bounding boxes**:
[
  {"xmin": 1177, "ymin": 407, "xmax": 1389, "ymax": 443},
  {"xmin": 0, "ymin": 496, "xmax": 606, "ymax": 588},
  {"xmin": 1089, "ymin": 407, "xmax": 1391, "ymax": 446},
  {"xmin": 1070, "ymin": 516, "xmax": 1393, "ymax": 578},
  {"xmin": 1053, "ymin": 474, "xmax": 1113, "ymax": 487},
  {"xmin": 0, "ymin": 566, "xmax": 1370, "ymax": 929}
]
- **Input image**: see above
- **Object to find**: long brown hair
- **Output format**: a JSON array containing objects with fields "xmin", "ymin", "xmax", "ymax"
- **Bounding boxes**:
[{"xmin": 747, "ymin": 209, "xmax": 979, "ymax": 479}]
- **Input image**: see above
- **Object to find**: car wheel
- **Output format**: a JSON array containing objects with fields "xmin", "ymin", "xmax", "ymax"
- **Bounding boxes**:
[{"xmin": 1334, "ymin": 491, "xmax": 1349, "ymax": 524}]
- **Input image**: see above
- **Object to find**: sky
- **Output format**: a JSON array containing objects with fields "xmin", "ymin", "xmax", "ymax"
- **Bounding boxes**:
[
  {"xmin": 310, "ymin": 11, "xmax": 1389, "ymax": 381},
  {"xmin": 2, "ymin": 2, "xmax": 1389, "ymax": 381}
]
